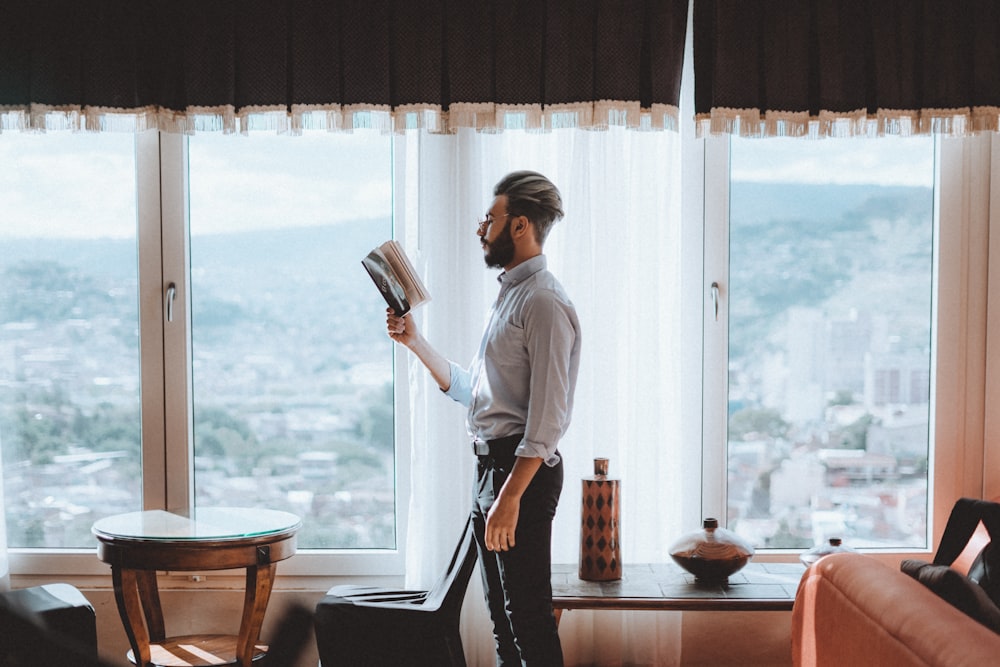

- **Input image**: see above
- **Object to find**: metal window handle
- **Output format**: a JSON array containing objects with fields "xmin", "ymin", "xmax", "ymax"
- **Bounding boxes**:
[
  {"xmin": 711, "ymin": 282, "xmax": 720, "ymax": 321},
  {"xmin": 166, "ymin": 283, "xmax": 176, "ymax": 323}
]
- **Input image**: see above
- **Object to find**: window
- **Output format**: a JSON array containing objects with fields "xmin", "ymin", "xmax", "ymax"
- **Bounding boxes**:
[
  {"xmin": 702, "ymin": 132, "xmax": 993, "ymax": 554},
  {"xmin": 726, "ymin": 136, "xmax": 935, "ymax": 550},
  {"xmin": 2, "ymin": 130, "xmax": 400, "ymax": 566},
  {"xmin": 0, "ymin": 132, "xmax": 143, "ymax": 549},
  {"xmin": 186, "ymin": 133, "xmax": 395, "ymax": 549},
  {"xmin": 2, "ymin": 125, "xmax": 995, "ymax": 577}
]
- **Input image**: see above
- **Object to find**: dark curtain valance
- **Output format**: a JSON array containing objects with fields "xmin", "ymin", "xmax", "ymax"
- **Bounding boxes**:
[
  {"xmin": 0, "ymin": 0, "xmax": 688, "ymax": 134},
  {"xmin": 694, "ymin": 0, "xmax": 1000, "ymax": 137}
]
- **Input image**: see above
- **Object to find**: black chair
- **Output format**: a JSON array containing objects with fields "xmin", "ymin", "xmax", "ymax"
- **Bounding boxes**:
[
  {"xmin": 0, "ymin": 583, "xmax": 101, "ymax": 666},
  {"xmin": 932, "ymin": 497, "xmax": 1000, "ymax": 595},
  {"xmin": 314, "ymin": 516, "xmax": 478, "ymax": 667}
]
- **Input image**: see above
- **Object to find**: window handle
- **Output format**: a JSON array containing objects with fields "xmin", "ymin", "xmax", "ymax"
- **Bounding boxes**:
[
  {"xmin": 165, "ymin": 282, "xmax": 177, "ymax": 323},
  {"xmin": 711, "ymin": 282, "xmax": 720, "ymax": 321}
]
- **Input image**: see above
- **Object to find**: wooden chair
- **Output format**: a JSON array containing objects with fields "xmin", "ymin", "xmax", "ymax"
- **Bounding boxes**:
[{"xmin": 314, "ymin": 517, "xmax": 478, "ymax": 667}]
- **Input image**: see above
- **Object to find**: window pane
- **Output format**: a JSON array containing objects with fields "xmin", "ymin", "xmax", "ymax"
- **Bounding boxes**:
[
  {"xmin": 727, "ymin": 137, "xmax": 935, "ymax": 550},
  {"xmin": 0, "ymin": 133, "xmax": 142, "ymax": 548},
  {"xmin": 187, "ymin": 131, "xmax": 395, "ymax": 549}
]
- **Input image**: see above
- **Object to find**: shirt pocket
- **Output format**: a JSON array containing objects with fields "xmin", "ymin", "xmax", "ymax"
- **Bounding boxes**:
[{"xmin": 486, "ymin": 319, "xmax": 527, "ymax": 368}]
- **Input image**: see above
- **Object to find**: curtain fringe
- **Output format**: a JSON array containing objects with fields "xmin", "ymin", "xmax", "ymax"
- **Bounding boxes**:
[
  {"xmin": 972, "ymin": 106, "xmax": 1000, "ymax": 133},
  {"xmin": 0, "ymin": 101, "xmax": 682, "ymax": 135},
  {"xmin": 696, "ymin": 106, "xmax": 998, "ymax": 138},
  {"xmin": 764, "ymin": 110, "xmax": 812, "ymax": 138},
  {"xmin": 592, "ymin": 100, "xmax": 640, "ymax": 130},
  {"xmin": 7, "ymin": 102, "xmax": 1000, "ymax": 138}
]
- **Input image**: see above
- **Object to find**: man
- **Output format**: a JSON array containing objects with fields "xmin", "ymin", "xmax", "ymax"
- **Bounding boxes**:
[{"xmin": 386, "ymin": 171, "xmax": 581, "ymax": 666}]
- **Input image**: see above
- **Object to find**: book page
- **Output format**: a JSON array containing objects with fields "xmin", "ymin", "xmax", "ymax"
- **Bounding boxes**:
[{"xmin": 379, "ymin": 240, "xmax": 430, "ymax": 308}]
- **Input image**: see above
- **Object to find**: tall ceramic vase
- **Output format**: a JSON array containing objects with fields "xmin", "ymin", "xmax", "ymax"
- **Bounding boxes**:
[{"xmin": 579, "ymin": 457, "xmax": 621, "ymax": 581}]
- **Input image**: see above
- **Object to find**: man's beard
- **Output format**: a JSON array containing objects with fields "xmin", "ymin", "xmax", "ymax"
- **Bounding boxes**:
[{"xmin": 483, "ymin": 221, "xmax": 515, "ymax": 269}]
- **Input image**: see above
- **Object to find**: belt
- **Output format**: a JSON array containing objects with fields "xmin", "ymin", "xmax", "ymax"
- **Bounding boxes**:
[{"xmin": 473, "ymin": 433, "xmax": 523, "ymax": 458}]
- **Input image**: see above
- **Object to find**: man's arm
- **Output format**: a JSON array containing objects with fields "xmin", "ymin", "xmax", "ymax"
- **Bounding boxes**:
[
  {"xmin": 485, "ymin": 455, "xmax": 544, "ymax": 551},
  {"xmin": 518, "ymin": 289, "xmax": 579, "ymax": 462},
  {"xmin": 486, "ymin": 289, "xmax": 579, "ymax": 550},
  {"xmin": 386, "ymin": 309, "xmax": 451, "ymax": 390}
]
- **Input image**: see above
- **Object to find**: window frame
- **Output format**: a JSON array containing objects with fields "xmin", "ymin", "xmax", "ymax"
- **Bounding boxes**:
[
  {"xmin": 699, "ymin": 131, "xmax": 1000, "ymax": 563},
  {"xmin": 8, "ymin": 129, "xmax": 1000, "ymax": 579},
  {"xmin": 9, "ymin": 130, "xmax": 410, "ymax": 578},
  {"xmin": 988, "ymin": 137, "xmax": 1000, "ymax": 497}
]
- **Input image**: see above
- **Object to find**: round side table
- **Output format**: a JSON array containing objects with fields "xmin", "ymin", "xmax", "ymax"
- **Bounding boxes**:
[{"xmin": 93, "ymin": 507, "xmax": 301, "ymax": 667}]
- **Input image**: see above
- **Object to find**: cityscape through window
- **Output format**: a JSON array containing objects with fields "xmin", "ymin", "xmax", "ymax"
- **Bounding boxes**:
[{"xmin": 725, "ymin": 136, "xmax": 935, "ymax": 549}]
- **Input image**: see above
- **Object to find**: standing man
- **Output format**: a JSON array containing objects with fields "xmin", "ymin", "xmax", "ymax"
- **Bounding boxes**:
[{"xmin": 386, "ymin": 171, "xmax": 581, "ymax": 666}]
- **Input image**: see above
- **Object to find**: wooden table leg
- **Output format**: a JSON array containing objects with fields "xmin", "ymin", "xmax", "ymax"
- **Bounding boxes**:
[
  {"xmin": 136, "ymin": 569, "xmax": 165, "ymax": 642},
  {"xmin": 236, "ymin": 559, "xmax": 276, "ymax": 667},
  {"xmin": 112, "ymin": 567, "xmax": 152, "ymax": 667}
]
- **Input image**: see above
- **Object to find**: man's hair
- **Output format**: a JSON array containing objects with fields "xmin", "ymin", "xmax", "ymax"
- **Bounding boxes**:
[{"xmin": 493, "ymin": 171, "xmax": 564, "ymax": 245}]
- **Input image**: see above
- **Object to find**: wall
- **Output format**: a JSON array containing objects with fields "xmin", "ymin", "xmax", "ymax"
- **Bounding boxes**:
[
  {"xmin": 680, "ymin": 611, "xmax": 792, "ymax": 666},
  {"xmin": 78, "ymin": 587, "xmax": 792, "ymax": 667},
  {"xmin": 86, "ymin": 588, "xmax": 324, "ymax": 667}
]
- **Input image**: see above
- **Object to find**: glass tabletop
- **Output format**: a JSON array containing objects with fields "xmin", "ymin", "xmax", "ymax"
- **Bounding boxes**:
[{"xmin": 92, "ymin": 507, "xmax": 301, "ymax": 542}]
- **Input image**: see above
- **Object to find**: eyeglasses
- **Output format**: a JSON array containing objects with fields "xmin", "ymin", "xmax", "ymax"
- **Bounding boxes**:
[{"xmin": 477, "ymin": 213, "xmax": 510, "ymax": 235}]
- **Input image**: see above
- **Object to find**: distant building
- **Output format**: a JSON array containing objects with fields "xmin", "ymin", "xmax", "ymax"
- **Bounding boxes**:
[
  {"xmin": 817, "ymin": 448, "xmax": 898, "ymax": 485},
  {"xmin": 865, "ymin": 351, "xmax": 930, "ymax": 407},
  {"xmin": 867, "ymin": 408, "xmax": 929, "ymax": 462},
  {"xmin": 770, "ymin": 452, "xmax": 826, "ymax": 508}
]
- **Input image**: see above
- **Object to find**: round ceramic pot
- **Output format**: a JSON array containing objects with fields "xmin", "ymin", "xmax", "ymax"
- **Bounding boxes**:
[
  {"xmin": 800, "ymin": 537, "xmax": 856, "ymax": 566},
  {"xmin": 669, "ymin": 517, "xmax": 755, "ymax": 583}
]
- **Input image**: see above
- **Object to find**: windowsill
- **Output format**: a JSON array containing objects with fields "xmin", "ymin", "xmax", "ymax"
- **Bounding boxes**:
[
  {"xmin": 750, "ymin": 549, "xmax": 934, "ymax": 567},
  {"xmin": 10, "ymin": 570, "xmax": 403, "ymax": 595},
  {"xmin": 8, "ymin": 548, "xmax": 407, "ymax": 586}
]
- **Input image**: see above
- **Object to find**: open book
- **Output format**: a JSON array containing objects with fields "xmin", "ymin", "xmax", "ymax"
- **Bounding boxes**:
[{"xmin": 362, "ymin": 240, "xmax": 431, "ymax": 316}]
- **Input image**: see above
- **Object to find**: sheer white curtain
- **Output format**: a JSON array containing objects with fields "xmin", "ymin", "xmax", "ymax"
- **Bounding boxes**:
[{"xmin": 400, "ymin": 125, "xmax": 696, "ymax": 666}]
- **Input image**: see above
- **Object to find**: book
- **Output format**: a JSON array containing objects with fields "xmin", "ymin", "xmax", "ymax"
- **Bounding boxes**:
[{"xmin": 362, "ymin": 240, "xmax": 431, "ymax": 316}]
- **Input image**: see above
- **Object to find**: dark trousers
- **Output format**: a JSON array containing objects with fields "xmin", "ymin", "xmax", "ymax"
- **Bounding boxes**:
[{"xmin": 472, "ymin": 437, "xmax": 564, "ymax": 667}]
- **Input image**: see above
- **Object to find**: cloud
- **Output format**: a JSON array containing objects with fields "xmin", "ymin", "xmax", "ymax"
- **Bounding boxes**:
[
  {"xmin": 0, "ymin": 132, "xmax": 137, "ymax": 239},
  {"xmin": 731, "ymin": 136, "xmax": 934, "ymax": 187},
  {"xmin": 1, "ymin": 129, "xmax": 936, "ymax": 241},
  {"xmin": 189, "ymin": 131, "xmax": 394, "ymax": 235},
  {"xmin": 0, "ymin": 130, "xmax": 394, "ymax": 240}
]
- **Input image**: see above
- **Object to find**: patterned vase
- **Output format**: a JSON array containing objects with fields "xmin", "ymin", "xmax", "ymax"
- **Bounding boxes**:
[{"xmin": 579, "ymin": 457, "xmax": 622, "ymax": 581}]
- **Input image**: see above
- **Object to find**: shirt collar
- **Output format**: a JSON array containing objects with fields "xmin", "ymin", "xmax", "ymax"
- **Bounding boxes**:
[{"xmin": 498, "ymin": 254, "xmax": 546, "ymax": 286}]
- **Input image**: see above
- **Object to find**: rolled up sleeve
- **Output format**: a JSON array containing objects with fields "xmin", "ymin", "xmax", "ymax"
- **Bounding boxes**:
[{"xmin": 443, "ymin": 360, "xmax": 473, "ymax": 407}]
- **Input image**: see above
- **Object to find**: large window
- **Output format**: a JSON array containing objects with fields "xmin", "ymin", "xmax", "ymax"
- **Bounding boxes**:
[
  {"xmin": 700, "ymin": 130, "xmax": 997, "ymax": 559},
  {"xmin": 186, "ymin": 133, "xmax": 395, "ymax": 549},
  {"xmin": 719, "ymin": 136, "xmax": 936, "ymax": 550},
  {"xmin": 2, "ymin": 125, "xmax": 995, "ymax": 578},
  {"xmin": 1, "ymin": 130, "xmax": 398, "ymax": 557}
]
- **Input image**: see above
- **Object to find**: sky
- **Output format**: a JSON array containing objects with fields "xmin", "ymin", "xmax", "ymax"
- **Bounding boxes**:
[
  {"xmin": 0, "ymin": 130, "xmax": 393, "ymax": 240},
  {"xmin": 0, "ymin": 129, "xmax": 935, "ymax": 240},
  {"xmin": 730, "ymin": 135, "xmax": 935, "ymax": 188}
]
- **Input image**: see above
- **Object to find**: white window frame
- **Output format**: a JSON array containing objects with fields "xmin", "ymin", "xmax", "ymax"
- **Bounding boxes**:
[
  {"xmin": 699, "ymin": 131, "xmax": 1000, "ymax": 563},
  {"xmin": 9, "ymin": 130, "xmax": 410, "ymax": 579},
  {"xmin": 9, "ymin": 130, "xmax": 1000, "ymax": 580},
  {"xmin": 988, "ymin": 137, "xmax": 1000, "ymax": 497}
]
